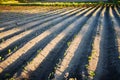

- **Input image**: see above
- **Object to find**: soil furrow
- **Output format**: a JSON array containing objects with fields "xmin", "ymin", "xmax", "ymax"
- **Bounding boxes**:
[
  {"xmin": 0, "ymin": 9, "xmax": 79, "ymax": 48},
  {"xmin": 112, "ymin": 6, "xmax": 120, "ymax": 26},
  {"xmin": 0, "ymin": 8, "xmax": 88, "ymax": 59},
  {"xmin": 110, "ymin": 7, "xmax": 120, "ymax": 55},
  {"xmin": 54, "ymin": 6, "xmax": 102, "ymax": 80},
  {"xmin": 67, "ymin": 7, "xmax": 102, "ymax": 80},
  {"xmin": 0, "ymin": 8, "xmax": 68, "ymax": 32},
  {"xmin": 13, "ymin": 6, "xmax": 98, "ymax": 80},
  {"xmin": 0, "ymin": 8, "xmax": 79, "ymax": 43},
  {"xmin": 0, "ymin": 5, "xmax": 119, "ymax": 80},
  {"xmin": 0, "ymin": 8, "xmax": 67, "ymax": 28},
  {"xmin": 87, "ymin": 8, "xmax": 103, "ymax": 80},
  {"xmin": 0, "ymin": 8, "xmax": 75, "ymax": 40},
  {"xmin": 0, "ymin": 8, "xmax": 91, "ymax": 79},
  {"xmin": 94, "ymin": 6, "xmax": 120, "ymax": 80},
  {"xmin": 115, "ymin": 6, "xmax": 120, "ymax": 16}
]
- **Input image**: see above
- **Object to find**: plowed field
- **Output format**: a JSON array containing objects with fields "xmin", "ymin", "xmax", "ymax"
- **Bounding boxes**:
[{"xmin": 0, "ymin": 5, "xmax": 120, "ymax": 80}]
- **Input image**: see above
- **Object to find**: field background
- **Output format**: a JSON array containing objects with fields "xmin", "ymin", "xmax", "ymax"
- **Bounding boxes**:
[{"xmin": 0, "ymin": 0, "xmax": 120, "ymax": 80}]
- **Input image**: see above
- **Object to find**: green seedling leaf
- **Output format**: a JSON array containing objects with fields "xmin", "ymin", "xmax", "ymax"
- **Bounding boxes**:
[
  {"xmin": 14, "ymin": 46, "xmax": 18, "ymax": 51},
  {"xmin": 89, "ymin": 71, "xmax": 95, "ymax": 77},
  {"xmin": 8, "ymin": 49, "xmax": 11, "ymax": 54},
  {"xmin": 2, "ymin": 39, "xmax": 5, "ymax": 42},
  {"xmin": 67, "ymin": 41, "xmax": 71, "ymax": 47}
]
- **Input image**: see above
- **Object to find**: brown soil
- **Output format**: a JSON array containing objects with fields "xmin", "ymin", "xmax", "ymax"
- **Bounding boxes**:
[{"xmin": 0, "ymin": 5, "xmax": 120, "ymax": 80}]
